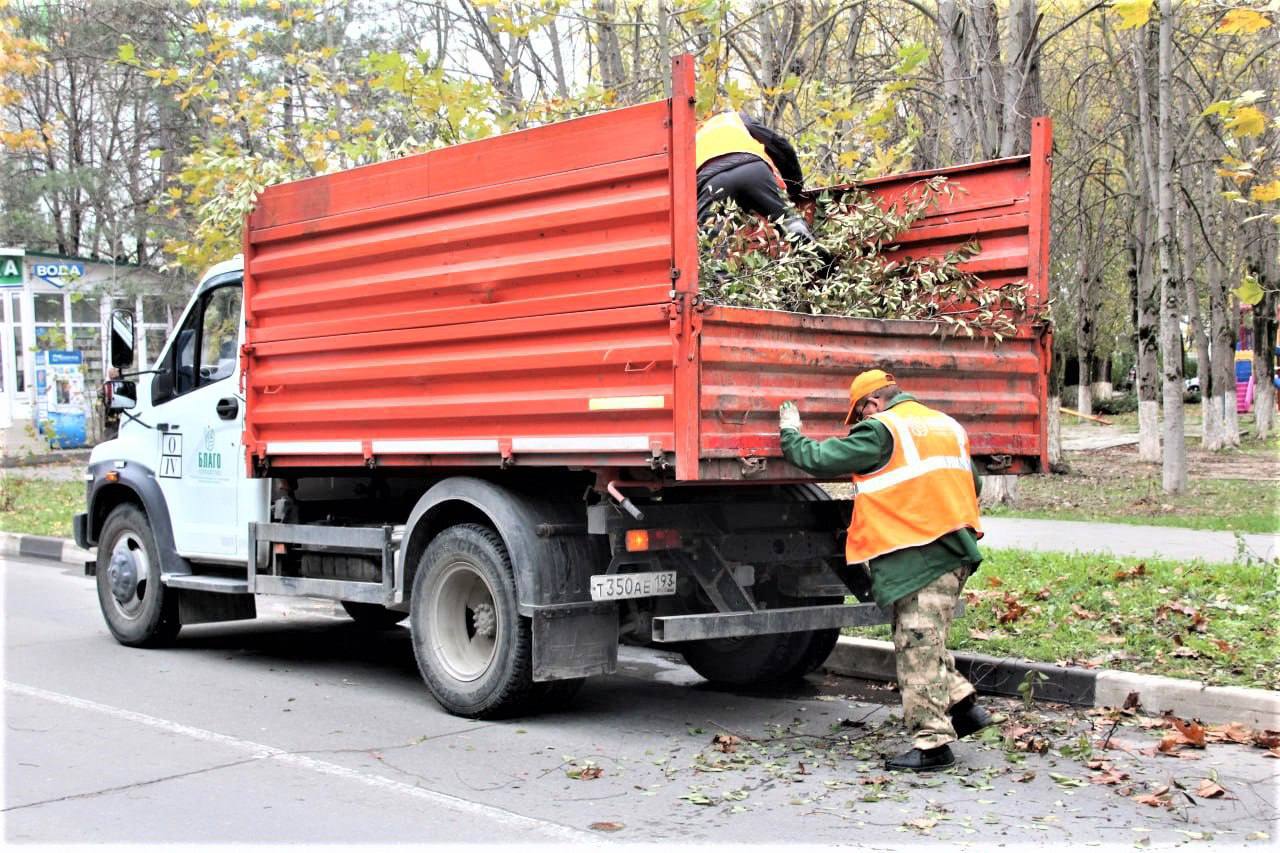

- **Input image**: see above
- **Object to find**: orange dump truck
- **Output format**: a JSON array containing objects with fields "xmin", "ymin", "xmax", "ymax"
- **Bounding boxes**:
[{"xmin": 82, "ymin": 55, "xmax": 1051, "ymax": 718}]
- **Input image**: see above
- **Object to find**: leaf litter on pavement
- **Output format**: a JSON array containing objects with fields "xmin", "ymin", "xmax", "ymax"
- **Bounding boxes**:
[{"xmin": 549, "ymin": 691, "xmax": 1268, "ymax": 839}]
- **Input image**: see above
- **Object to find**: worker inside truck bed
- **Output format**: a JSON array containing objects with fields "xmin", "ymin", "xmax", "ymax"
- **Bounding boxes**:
[{"xmin": 695, "ymin": 109, "xmax": 832, "ymax": 265}]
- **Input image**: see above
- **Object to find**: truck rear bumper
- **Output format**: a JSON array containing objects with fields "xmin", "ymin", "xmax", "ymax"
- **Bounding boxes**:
[{"xmin": 651, "ymin": 602, "xmax": 894, "ymax": 643}]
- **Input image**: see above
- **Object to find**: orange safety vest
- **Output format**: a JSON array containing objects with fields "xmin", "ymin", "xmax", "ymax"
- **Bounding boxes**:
[
  {"xmin": 695, "ymin": 111, "xmax": 784, "ymax": 184},
  {"xmin": 845, "ymin": 400, "xmax": 983, "ymax": 564}
]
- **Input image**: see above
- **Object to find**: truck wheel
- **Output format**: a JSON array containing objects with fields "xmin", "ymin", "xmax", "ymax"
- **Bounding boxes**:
[
  {"xmin": 782, "ymin": 627, "xmax": 840, "ymax": 680},
  {"xmin": 409, "ymin": 523, "xmax": 540, "ymax": 719},
  {"xmin": 340, "ymin": 601, "xmax": 408, "ymax": 629},
  {"xmin": 680, "ymin": 630, "xmax": 815, "ymax": 687},
  {"xmin": 96, "ymin": 504, "xmax": 180, "ymax": 647}
]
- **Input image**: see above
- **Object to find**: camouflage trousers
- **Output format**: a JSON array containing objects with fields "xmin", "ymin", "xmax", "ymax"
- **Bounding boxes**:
[{"xmin": 891, "ymin": 567, "xmax": 975, "ymax": 750}]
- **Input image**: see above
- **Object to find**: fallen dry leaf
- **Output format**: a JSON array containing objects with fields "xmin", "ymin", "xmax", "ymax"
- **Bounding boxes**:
[
  {"xmin": 904, "ymin": 817, "xmax": 938, "ymax": 831},
  {"xmin": 968, "ymin": 629, "xmax": 993, "ymax": 641},
  {"xmin": 1195, "ymin": 779, "xmax": 1227, "ymax": 799},
  {"xmin": 712, "ymin": 734, "xmax": 741, "ymax": 754},
  {"xmin": 1071, "ymin": 604, "xmax": 1098, "ymax": 620},
  {"xmin": 1210, "ymin": 638, "xmax": 1236, "ymax": 654},
  {"xmin": 1114, "ymin": 563, "xmax": 1147, "ymax": 582},
  {"xmin": 1098, "ymin": 634, "xmax": 1126, "ymax": 645},
  {"xmin": 569, "ymin": 765, "xmax": 604, "ymax": 780},
  {"xmin": 1123, "ymin": 691, "xmax": 1142, "ymax": 711},
  {"xmin": 985, "ymin": 575, "xmax": 1004, "ymax": 588},
  {"xmin": 860, "ymin": 775, "xmax": 892, "ymax": 785},
  {"xmin": 1090, "ymin": 769, "xmax": 1130, "ymax": 785},
  {"xmin": 1171, "ymin": 647, "xmax": 1201, "ymax": 658},
  {"xmin": 1133, "ymin": 793, "xmax": 1170, "ymax": 808},
  {"xmin": 1265, "ymin": 748, "xmax": 1280, "ymax": 759},
  {"xmin": 1206, "ymin": 723, "xmax": 1253, "ymax": 745},
  {"xmin": 589, "ymin": 822, "xmax": 625, "ymax": 832},
  {"xmin": 1033, "ymin": 587, "xmax": 1051, "ymax": 601},
  {"xmin": 1253, "ymin": 730, "xmax": 1280, "ymax": 750},
  {"xmin": 1168, "ymin": 716, "xmax": 1207, "ymax": 748},
  {"xmin": 997, "ymin": 592, "xmax": 1027, "ymax": 624}
]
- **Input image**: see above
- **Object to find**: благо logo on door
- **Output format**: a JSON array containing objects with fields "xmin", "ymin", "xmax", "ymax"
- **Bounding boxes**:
[{"xmin": 197, "ymin": 426, "xmax": 222, "ymax": 473}]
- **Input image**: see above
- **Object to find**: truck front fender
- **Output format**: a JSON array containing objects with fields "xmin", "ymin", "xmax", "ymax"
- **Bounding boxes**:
[
  {"xmin": 398, "ymin": 476, "xmax": 606, "ymax": 616},
  {"xmin": 86, "ymin": 461, "xmax": 193, "ymax": 577}
]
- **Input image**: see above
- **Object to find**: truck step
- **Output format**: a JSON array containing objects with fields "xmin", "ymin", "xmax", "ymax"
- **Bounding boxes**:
[{"xmin": 161, "ymin": 574, "xmax": 250, "ymax": 594}]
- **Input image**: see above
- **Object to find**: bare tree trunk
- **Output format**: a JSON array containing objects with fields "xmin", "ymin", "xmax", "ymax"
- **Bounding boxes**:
[
  {"xmin": 1076, "ymin": 253, "xmax": 1095, "ymax": 417},
  {"xmin": 1178, "ymin": 199, "xmax": 1210, "ymax": 450},
  {"xmin": 1132, "ymin": 34, "xmax": 1161, "ymax": 463},
  {"xmin": 1252, "ymin": 254, "xmax": 1278, "ymax": 439},
  {"xmin": 1223, "ymin": 296, "xmax": 1242, "ymax": 446},
  {"xmin": 1047, "ymin": 350, "xmax": 1064, "ymax": 471},
  {"xmin": 980, "ymin": 475, "xmax": 1020, "ymax": 507},
  {"xmin": 937, "ymin": 0, "xmax": 973, "ymax": 162},
  {"xmin": 970, "ymin": 0, "xmax": 1004, "ymax": 159},
  {"xmin": 1203, "ymin": 242, "xmax": 1227, "ymax": 450},
  {"xmin": 1156, "ymin": 0, "xmax": 1185, "ymax": 493},
  {"xmin": 999, "ymin": 0, "xmax": 1040, "ymax": 157}
]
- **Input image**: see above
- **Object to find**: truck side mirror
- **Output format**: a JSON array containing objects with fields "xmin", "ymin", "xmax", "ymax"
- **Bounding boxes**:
[
  {"xmin": 110, "ymin": 308, "xmax": 135, "ymax": 369},
  {"xmin": 105, "ymin": 379, "xmax": 137, "ymax": 411}
]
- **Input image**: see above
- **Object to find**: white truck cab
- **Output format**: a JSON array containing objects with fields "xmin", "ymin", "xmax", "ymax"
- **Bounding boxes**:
[{"xmin": 75, "ymin": 257, "xmax": 268, "ymax": 643}]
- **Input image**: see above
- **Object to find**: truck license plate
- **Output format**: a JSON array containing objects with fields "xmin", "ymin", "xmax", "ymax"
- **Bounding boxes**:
[{"xmin": 589, "ymin": 571, "xmax": 676, "ymax": 601}]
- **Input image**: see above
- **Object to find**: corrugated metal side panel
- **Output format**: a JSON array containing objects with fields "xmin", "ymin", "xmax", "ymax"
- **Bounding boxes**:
[
  {"xmin": 244, "ymin": 99, "xmax": 679, "ymax": 468},
  {"xmin": 844, "ymin": 156, "xmax": 1041, "ymax": 300},
  {"xmin": 696, "ymin": 307, "xmax": 1045, "ymax": 479},
  {"xmin": 245, "ymin": 100, "xmax": 673, "ymax": 345},
  {"xmin": 247, "ymin": 304, "xmax": 674, "ymax": 466}
]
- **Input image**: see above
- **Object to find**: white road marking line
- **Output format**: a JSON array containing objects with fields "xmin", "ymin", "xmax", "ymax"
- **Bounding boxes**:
[{"xmin": 6, "ymin": 681, "xmax": 599, "ymax": 842}]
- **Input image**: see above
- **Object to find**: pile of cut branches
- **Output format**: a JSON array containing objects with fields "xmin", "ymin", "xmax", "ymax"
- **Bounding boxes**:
[{"xmin": 697, "ymin": 176, "xmax": 1047, "ymax": 340}]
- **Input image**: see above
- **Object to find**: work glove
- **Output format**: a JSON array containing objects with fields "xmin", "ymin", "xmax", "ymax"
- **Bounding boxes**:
[{"xmin": 779, "ymin": 401, "xmax": 802, "ymax": 432}]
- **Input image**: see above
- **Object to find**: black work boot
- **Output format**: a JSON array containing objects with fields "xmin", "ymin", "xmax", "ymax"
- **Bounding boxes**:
[
  {"xmin": 885, "ymin": 745, "xmax": 954, "ymax": 772},
  {"xmin": 949, "ymin": 694, "xmax": 994, "ymax": 739}
]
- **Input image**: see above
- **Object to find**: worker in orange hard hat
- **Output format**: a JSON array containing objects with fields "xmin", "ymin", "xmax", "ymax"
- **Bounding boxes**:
[
  {"xmin": 696, "ymin": 109, "xmax": 831, "ymax": 264},
  {"xmin": 778, "ymin": 369, "xmax": 991, "ymax": 773}
]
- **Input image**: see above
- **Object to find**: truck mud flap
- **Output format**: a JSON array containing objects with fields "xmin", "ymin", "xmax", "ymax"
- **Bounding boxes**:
[{"xmin": 531, "ymin": 602, "xmax": 619, "ymax": 681}]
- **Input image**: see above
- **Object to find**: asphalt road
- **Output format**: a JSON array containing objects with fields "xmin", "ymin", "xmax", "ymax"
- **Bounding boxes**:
[{"xmin": 5, "ymin": 555, "xmax": 1277, "ymax": 846}]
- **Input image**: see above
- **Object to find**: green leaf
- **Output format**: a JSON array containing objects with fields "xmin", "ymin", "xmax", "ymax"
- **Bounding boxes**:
[
  {"xmin": 117, "ymin": 42, "xmax": 136, "ymax": 63},
  {"xmin": 1112, "ymin": 0, "xmax": 1152, "ymax": 29},
  {"xmin": 1234, "ymin": 275, "xmax": 1264, "ymax": 306}
]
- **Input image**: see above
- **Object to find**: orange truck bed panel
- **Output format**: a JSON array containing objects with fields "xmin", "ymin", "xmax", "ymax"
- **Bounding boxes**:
[{"xmin": 243, "ymin": 57, "xmax": 1051, "ymax": 480}]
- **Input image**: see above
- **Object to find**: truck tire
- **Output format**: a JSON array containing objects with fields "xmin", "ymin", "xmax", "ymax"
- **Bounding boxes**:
[
  {"xmin": 409, "ymin": 523, "xmax": 542, "ymax": 719},
  {"xmin": 340, "ymin": 601, "xmax": 408, "ymax": 629},
  {"xmin": 96, "ymin": 504, "xmax": 181, "ymax": 647},
  {"xmin": 680, "ymin": 630, "xmax": 815, "ymax": 686}
]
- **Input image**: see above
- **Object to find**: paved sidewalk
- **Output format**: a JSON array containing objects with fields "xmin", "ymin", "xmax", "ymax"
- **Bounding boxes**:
[{"xmin": 982, "ymin": 516, "xmax": 1277, "ymax": 563}]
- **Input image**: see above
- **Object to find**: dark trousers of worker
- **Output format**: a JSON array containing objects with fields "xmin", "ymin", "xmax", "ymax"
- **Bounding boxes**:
[
  {"xmin": 696, "ymin": 158, "xmax": 831, "ymax": 269},
  {"xmin": 891, "ymin": 567, "xmax": 975, "ymax": 750},
  {"xmin": 696, "ymin": 158, "xmax": 792, "ymax": 224}
]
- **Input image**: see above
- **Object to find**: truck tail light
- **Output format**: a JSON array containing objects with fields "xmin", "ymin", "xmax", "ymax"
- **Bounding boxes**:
[{"xmin": 625, "ymin": 528, "xmax": 682, "ymax": 552}]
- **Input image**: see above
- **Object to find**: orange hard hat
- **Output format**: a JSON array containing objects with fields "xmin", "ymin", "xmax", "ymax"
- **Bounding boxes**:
[{"xmin": 843, "ymin": 369, "xmax": 895, "ymax": 425}]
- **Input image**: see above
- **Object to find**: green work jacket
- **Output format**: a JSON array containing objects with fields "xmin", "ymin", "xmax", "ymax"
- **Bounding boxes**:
[{"xmin": 780, "ymin": 393, "xmax": 983, "ymax": 608}]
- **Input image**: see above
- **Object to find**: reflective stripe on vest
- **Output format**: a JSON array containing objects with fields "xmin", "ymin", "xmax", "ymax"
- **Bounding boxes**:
[
  {"xmin": 695, "ymin": 111, "xmax": 782, "ymax": 182},
  {"xmin": 845, "ymin": 400, "xmax": 983, "ymax": 564}
]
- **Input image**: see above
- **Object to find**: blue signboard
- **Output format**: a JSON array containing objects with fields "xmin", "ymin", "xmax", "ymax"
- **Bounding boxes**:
[{"xmin": 34, "ymin": 349, "xmax": 88, "ymax": 448}]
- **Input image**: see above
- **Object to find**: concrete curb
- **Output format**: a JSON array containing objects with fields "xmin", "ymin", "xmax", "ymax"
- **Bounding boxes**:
[
  {"xmin": 0, "ymin": 531, "xmax": 92, "ymax": 567},
  {"xmin": 7, "ymin": 530, "xmax": 1278, "ymax": 730},
  {"xmin": 824, "ymin": 636, "xmax": 1280, "ymax": 730}
]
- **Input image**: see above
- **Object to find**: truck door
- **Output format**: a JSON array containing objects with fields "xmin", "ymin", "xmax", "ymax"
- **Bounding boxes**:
[{"xmin": 151, "ymin": 280, "xmax": 245, "ymax": 562}]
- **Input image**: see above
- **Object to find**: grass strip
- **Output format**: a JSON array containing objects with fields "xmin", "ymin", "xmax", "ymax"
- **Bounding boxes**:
[
  {"xmin": 0, "ymin": 477, "xmax": 84, "ymax": 539},
  {"xmin": 985, "ymin": 475, "xmax": 1279, "ymax": 534},
  {"xmin": 844, "ymin": 548, "xmax": 1279, "ymax": 691}
]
